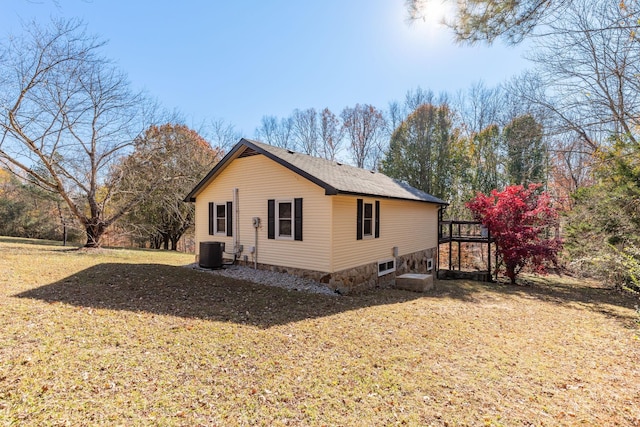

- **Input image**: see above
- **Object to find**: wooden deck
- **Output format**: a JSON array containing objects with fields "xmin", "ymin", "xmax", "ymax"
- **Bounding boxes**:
[{"xmin": 437, "ymin": 218, "xmax": 495, "ymax": 282}]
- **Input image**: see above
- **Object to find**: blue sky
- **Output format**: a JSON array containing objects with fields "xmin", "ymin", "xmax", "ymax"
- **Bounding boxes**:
[{"xmin": 2, "ymin": 0, "xmax": 530, "ymax": 136}]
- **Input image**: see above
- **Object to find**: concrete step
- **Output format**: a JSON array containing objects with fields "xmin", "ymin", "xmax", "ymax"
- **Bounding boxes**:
[{"xmin": 395, "ymin": 273, "xmax": 434, "ymax": 292}]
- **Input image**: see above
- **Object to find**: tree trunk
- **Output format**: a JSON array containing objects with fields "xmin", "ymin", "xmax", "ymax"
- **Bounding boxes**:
[
  {"xmin": 506, "ymin": 264, "xmax": 517, "ymax": 285},
  {"xmin": 56, "ymin": 202, "xmax": 67, "ymax": 246},
  {"xmin": 150, "ymin": 235, "xmax": 161, "ymax": 249},
  {"xmin": 84, "ymin": 218, "xmax": 106, "ymax": 248},
  {"xmin": 170, "ymin": 235, "xmax": 179, "ymax": 251}
]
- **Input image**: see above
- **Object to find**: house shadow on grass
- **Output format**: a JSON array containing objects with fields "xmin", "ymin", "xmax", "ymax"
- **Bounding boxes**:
[
  {"xmin": 14, "ymin": 263, "xmax": 431, "ymax": 328},
  {"xmin": 14, "ymin": 263, "xmax": 638, "ymax": 329}
]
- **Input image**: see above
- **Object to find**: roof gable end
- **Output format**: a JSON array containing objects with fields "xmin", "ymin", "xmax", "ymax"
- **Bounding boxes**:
[{"xmin": 184, "ymin": 138, "xmax": 338, "ymax": 202}]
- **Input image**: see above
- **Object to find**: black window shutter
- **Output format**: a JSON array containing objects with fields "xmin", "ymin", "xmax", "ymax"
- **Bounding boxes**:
[
  {"xmin": 375, "ymin": 200, "xmax": 380, "ymax": 238},
  {"xmin": 356, "ymin": 198, "xmax": 363, "ymax": 240},
  {"xmin": 294, "ymin": 198, "xmax": 303, "ymax": 241},
  {"xmin": 267, "ymin": 199, "xmax": 275, "ymax": 239},
  {"xmin": 226, "ymin": 201, "xmax": 233, "ymax": 237},
  {"xmin": 208, "ymin": 202, "xmax": 214, "ymax": 235}
]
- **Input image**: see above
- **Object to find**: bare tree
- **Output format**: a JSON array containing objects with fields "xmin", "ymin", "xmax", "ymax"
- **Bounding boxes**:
[
  {"xmin": 404, "ymin": 86, "xmax": 435, "ymax": 112},
  {"xmin": 341, "ymin": 104, "xmax": 387, "ymax": 169},
  {"xmin": 547, "ymin": 132, "xmax": 594, "ymax": 208},
  {"xmin": 386, "ymin": 101, "xmax": 405, "ymax": 137},
  {"xmin": 526, "ymin": 0, "xmax": 640, "ymax": 151},
  {"xmin": 318, "ymin": 108, "xmax": 344, "ymax": 161},
  {"xmin": 453, "ymin": 81, "xmax": 503, "ymax": 137},
  {"xmin": 208, "ymin": 118, "xmax": 241, "ymax": 154},
  {"xmin": 0, "ymin": 19, "xmax": 153, "ymax": 247},
  {"xmin": 255, "ymin": 115, "xmax": 295, "ymax": 149},
  {"xmin": 291, "ymin": 108, "xmax": 319, "ymax": 155}
]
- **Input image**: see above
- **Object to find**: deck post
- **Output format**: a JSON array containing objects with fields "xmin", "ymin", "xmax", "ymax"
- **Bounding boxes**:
[
  {"xmin": 448, "ymin": 222, "xmax": 453, "ymax": 271},
  {"xmin": 487, "ymin": 229, "xmax": 492, "ymax": 281}
]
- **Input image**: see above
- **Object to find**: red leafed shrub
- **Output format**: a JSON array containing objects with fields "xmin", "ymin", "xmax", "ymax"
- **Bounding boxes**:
[{"xmin": 466, "ymin": 184, "xmax": 563, "ymax": 284}]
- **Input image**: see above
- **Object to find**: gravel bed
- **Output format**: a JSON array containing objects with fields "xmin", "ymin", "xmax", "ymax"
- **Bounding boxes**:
[{"xmin": 188, "ymin": 263, "xmax": 338, "ymax": 296}]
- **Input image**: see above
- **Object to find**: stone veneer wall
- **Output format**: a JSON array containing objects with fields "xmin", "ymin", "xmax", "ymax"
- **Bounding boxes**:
[
  {"xmin": 226, "ymin": 246, "xmax": 438, "ymax": 295},
  {"xmin": 394, "ymin": 247, "xmax": 437, "ymax": 276}
]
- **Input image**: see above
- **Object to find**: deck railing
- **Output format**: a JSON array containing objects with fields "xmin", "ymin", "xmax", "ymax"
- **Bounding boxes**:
[{"xmin": 437, "ymin": 219, "xmax": 495, "ymax": 281}]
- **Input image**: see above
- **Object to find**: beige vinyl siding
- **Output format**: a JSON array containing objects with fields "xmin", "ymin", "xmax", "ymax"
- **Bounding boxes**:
[
  {"xmin": 194, "ymin": 154, "xmax": 332, "ymax": 272},
  {"xmin": 331, "ymin": 195, "xmax": 439, "ymax": 272}
]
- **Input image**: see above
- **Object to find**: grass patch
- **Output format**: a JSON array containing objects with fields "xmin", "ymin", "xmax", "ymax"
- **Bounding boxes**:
[{"xmin": 1, "ymin": 237, "xmax": 639, "ymax": 426}]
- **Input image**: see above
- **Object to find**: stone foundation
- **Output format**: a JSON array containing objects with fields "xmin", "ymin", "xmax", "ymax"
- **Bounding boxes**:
[
  {"xmin": 221, "ymin": 247, "xmax": 437, "ymax": 295},
  {"xmin": 395, "ymin": 247, "xmax": 437, "ymax": 277}
]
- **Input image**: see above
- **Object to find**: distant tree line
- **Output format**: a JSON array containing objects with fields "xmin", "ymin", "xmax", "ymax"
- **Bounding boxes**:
[
  {"xmin": 0, "ymin": 168, "xmax": 82, "ymax": 242},
  {"xmin": 254, "ymin": 85, "xmax": 548, "ymax": 219}
]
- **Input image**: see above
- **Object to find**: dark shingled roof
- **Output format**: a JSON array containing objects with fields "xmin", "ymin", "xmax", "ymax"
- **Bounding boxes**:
[{"xmin": 185, "ymin": 138, "xmax": 448, "ymax": 205}]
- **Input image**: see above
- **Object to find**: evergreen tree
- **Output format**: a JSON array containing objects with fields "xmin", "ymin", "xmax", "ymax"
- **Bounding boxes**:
[
  {"xmin": 381, "ymin": 104, "xmax": 459, "ymax": 201},
  {"xmin": 503, "ymin": 114, "xmax": 546, "ymax": 186},
  {"xmin": 466, "ymin": 124, "xmax": 502, "ymax": 195}
]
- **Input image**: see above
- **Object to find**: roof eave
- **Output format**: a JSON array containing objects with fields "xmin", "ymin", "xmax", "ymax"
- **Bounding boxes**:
[
  {"xmin": 182, "ymin": 140, "xmax": 248, "ymax": 202},
  {"xmin": 334, "ymin": 190, "xmax": 448, "ymax": 205}
]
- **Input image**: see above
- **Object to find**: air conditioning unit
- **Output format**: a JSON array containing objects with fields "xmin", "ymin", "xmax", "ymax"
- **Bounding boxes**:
[{"xmin": 199, "ymin": 241, "xmax": 223, "ymax": 269}]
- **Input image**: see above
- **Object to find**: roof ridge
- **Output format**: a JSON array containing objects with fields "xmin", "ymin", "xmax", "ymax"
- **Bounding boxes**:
[
  {"xmin": 185, "ymin": 138, "xmax": 448, "ymax": 205},
  {"xmin": 245, "ymin": 138, "xmax": 365, "ymax": 170}
]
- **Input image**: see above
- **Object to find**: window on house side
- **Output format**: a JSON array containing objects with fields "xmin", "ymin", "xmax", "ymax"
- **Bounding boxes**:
[
  {"xmin": 357, "ymin": 199, "xmax": 379, "ymax": 240},
  {"xmin": 215, "ymin": 203, "xmax": 226, "ymax": 234},
  {"xmin": 268, "ymin": 198, "xmax": 302, "ymax": 241},
  {"xmin": 363, "ymin": 202, "xmax": 373, "ymax": 237},
  {"xmin": 276, "ymin": 200, "xmax": 293, "ymax": 239},
  {"xmin": 378, "ymin": 259, "xmax": 396, "ymax": 276},
  {"xmin": 209, "ymin": 201, "xmax": 232, "ymax": 237}
]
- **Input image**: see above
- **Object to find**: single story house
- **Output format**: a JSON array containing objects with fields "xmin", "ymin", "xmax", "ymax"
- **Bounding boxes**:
[{"xmin": 184, "ymin": 138, "xmax": 447, "ymax": 293}]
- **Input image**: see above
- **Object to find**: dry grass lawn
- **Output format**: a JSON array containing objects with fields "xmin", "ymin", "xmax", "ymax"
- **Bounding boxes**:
[{"xmin": 0, "ymin": 236, "xmax": 639, "ymax": 426}]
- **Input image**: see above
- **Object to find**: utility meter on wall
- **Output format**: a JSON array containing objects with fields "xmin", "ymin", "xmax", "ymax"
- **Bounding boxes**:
[{"xmin": 252, "ymin": 217, "xmax": 260, "ymax": 228}]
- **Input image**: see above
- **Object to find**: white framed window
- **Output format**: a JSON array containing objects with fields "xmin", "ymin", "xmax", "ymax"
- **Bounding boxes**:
[
  {"xmin": 357, "ymin": 199, "xmax": 379, "ymax": 240},
  {"xmin": 276, "ymin": 199, "xmax": 293, "ymax": 240},
  {"xmin": 378, "ymin": 258, "xmax": 396, "ymax": 276},
  {"xmin": 363, "ymin": 202, "xmax": 373, "ymax": 238},
  {"xmin": 268, "ymin": 198, "xmax": 302, "ymax": 241},
  {"xmin": 208, "ymin": 201, "xmax": 231, "ymax": 236},
  {"xmin": 215, "ymin": 203, "xmax": 226, "ymax": 235}
]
